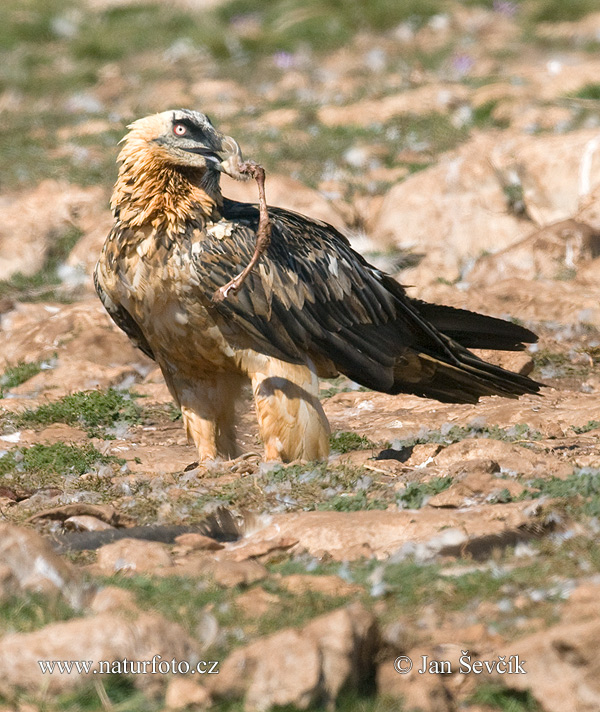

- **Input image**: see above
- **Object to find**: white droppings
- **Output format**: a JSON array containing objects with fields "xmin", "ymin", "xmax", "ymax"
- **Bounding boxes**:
[
  {"xmin": 33, "ymin": 556, "xmax": 65, "ymax": 590},
  {"xmin": 356, "ymin": 400, "xmax": 374, "ymax": 411}
]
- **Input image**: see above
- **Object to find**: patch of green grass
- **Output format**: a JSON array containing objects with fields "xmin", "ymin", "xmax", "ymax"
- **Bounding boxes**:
[
  {"xmin": 0, "ymin": 443, "xmax": 123, "ymax": 487},
  {"xmin": 469, "ymin": 684, "xmax": 542, "ymax": 711},
  {"xmin": 472, "ymin": 99, "xmax": 508, "ymax": 129},
  {"xmin": 19, "ymin": 388, "xmax": 143, "ymax": 437},
  {"xmin": 317, "ymin": 491, "xmax": 388, "ymax": 511},
  {"xmin": 397, "ymin": 476, "xmax": 452, "ymax": 509},
  {"xmin": 46, "ymin": 677, "xmax": 158, "ymax": 712},
  {"xmin": 240, "ymin": 113, "xmax": 468, "ymax": 191},
  {"xmin": 212, "ymin": 694, "xmax": 400, "ymax": 712},
  {"xmin": 217, "ymin": 0, "xmax": 443, "ymax": 56},
  {"xmin": 330, "ymin": 431, "xmax": 379, "ymax": 454},
  {"xmin": 527, "ymin": 468, "xmax": 600, "ymax": 517},
  {"xmin": 107, "ymin": 574, "xmax": 354, "ymax": 660},
  {"xmin": 572, "ymin": 83, "xmax": 600, "ymax": 100},
  {"xmin": 0, "ymin": 592, "xmax": 79, "ymax": 636},
  {"xmin": 0, "ymin": 360, "xmax": 43, "ymax": 396},
  {"xmin": 397, "ymin": 423, "xmax": 541, "ymax": 450},
  {"xmin": 0, "ymin": 226, "xmax": 83, "ymax": 302},
  {"xmin": 573, "ymin": 420, "xmax": 600, "ymax": 434},
  {"xmin": 186, "ymin": 460, "xmax": 398, "ymax": 515},
  {"xmin": 529, "ymin": 0, "xmax": 599, "ymax": 23}
]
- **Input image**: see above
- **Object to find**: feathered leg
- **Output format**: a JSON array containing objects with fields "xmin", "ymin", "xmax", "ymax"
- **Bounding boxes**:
[
  {"xmin": 244, "ymin": 355, "xmax": 330, "ymax": 462},
  {"xmin": 162, "ymin": 369, "xmax": 243, "ymax": 460}
]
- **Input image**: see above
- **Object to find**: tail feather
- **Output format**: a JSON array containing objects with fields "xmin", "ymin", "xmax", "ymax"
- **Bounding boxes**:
[
  {"xmin": 390, "ymin": 341, "xmax": 541, "ymax": 404},
  {"xmin": 413, "ymin": 300, "xmax": 537, "ymax": 351}
]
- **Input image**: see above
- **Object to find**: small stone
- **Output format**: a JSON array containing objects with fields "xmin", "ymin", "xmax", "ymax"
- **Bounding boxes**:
[
  {"xmin": 89, "ymin": 586, "xmax": 138, "ymax": 614},
  {"xmin": 165, "ymin": 677, "xmax": 211, "ymax": 710},
  {"xmin": 234, "ymin": 587, "xmax": 280, "ymax": 618},
  {"xmin": 279, "ymin": 574, "xmax": 362, "ymax": 598},
  {"xmin": 64, "ymin": 515, "xmax": 115, "ymax": 532},
  {"xmin": 174, "ymin": 533, "xmax": 224, "ymax": 551},
  {"xmin": 96, "ymin": 539, "xmax": 173, "ymax": 575},
  {"xmin": 212, "ymin": 559, "xmax": 267, "ymax": 588}
]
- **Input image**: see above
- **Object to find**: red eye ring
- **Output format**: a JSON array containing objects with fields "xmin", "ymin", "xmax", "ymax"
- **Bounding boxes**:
[{"xmin": 173, "ymin": 123, "xmax": 187, "ymax": 137}]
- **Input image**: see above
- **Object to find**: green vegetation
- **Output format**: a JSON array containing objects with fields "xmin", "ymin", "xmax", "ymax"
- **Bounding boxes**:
[
  {"xmin": 202, "ymin": 461, "xmax": 395, "ymax": 513},
  {"xmin": 0, "ymin": 360, "xmax": 43, "ymax": 396},
  {"xmin": 573, "ymin": 420, "xmax": 600, "ymax": 434},
  {"xmin": 36, "ymin": 677, "xmax": 156, "ymax": 712},
  {"xmin": 0, "ymin": 592, "xmax": 79, "ymax": 636},
  {"xmin": 528, "ymin": 0, "xmax": 600, "ymax": 23},
  {"xmin": 108, "ymin": 574, "xmax": 353, "ymax": 658},
  {"xmin": 396, "ymin": 422, "xmax": 542, "ymax": 449},
  {"xmin": 215, "ymin": 0, "xmax": 443, "ymax": 55},
  {"xmin": 330, "ymin": 431, "xmax": 379, "ymax": 453},
  {"xmin": 573, "ymin": 83, "xmax": 600, "ymax": 100},
  {"xmin": 0, "ymin": 442, "xmax": 122, "ymax": 487},
  {"xmin": 0, "ymin": 227, "xmax": 83, "ymax": 302},
  {"xmin": 318, "ymin": 491, "xmax": 388, "ymax": 511},
  {"xmin": 19, "ymin": 388, "xmax": 143, "ymax": 437},
  {"xmin": 527, "ymin": 468, "xmax": 600, "ymax": 517},
  {"xmin": 397, "ymin": 476, "xmax": 453, "ymax": 509},
  {"xmin": 469, "ymin": 684, "xmax": 543, "ymax": 711}
]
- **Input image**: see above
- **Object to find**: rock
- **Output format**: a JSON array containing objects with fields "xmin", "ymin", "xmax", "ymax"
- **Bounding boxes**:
[
  {"xmin": 469, "ymin": 349, "xmax": 534, "ymax": 377},
  {"xmin": 487, "ymin": 618, "xmax": 600, "ymax": 712},
  {"xmin": 0, "ymin": 523, "xmax": 88, "ymax": 609},
  {"xmin": 234, "ymin": 587, "xmax": 280, "ymax": 618},
  {"xmin": 0, "ymin": 181, "xmax": 104, "ymax": 281},
  {"xmin": 427, "ymin": 470, "xmax": 525, "ymax": 508},
  {"xmin": 212, "ymin": 559, "xmax": 267, "ymax": 588},
  {"xmin": 279, "ymin": 574, "xmax": 363, "ymax": 598},
  {"xmin": 377, "ymin": 653, "xmax": 455, "ymax": 712},
  {"xmin": 255, "ymin": 507, "xmax": 536, "ymax": 561},
  {"xmin": 317, "ymin": 83, "xmax": 469, "ymax": 127},
  {"xmin": 95, "ymin": 539, "xmax": 173, "ymax": 575},
  {"xmin": 0, "ymin": 612, "xmax": 198, "ymax": 696},
  {"xmin": 219, "ymin": 173, "xmax": 348, "ymax": 233},
  {"xmin": 165, "ymin": 677, "xmax": 212, "ymax": 710},
  {"xmin": 0, "ymin": 300, "xmax": 152, "ymax": 399},
  {"xmin": 223, "ymin": 535, "xmax": 298, "ymax": 562},
  {"xmin": 64, "ymin": 515, "xmax": 115, "ymax": 532},
  {"xmin": 209, "ymin": 603, "xmax": 377, "ymax": 711},
  {"xmin": 174, "ymin": 532, "xmax": 225, "ymax": 552},
  {"xmin": 467, "ymin": 219, "xmax": 600, "ymax": 287},
  {"xmin": 89, "ymin": 585, "xmax": 138, "ymax": 613},
  {"xmin": 432, "ymin": 439, "xmax": 572, "ymax": 479},
  {"xmin": 371, "ymin": 132, "xmax": 529, "ymax": 284},
  {"xmin": 373, "ymin": 130, "xmax": 600, "ymax": 285}
]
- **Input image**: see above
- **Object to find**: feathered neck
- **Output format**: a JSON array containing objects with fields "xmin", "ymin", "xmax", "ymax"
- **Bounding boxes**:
[{"xmin": 111, "ymin": 132, "xmax": 223, "ymax": 232}]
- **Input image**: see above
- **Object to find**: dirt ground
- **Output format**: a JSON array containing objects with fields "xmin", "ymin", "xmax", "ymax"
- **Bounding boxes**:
[{"xmin": 3, "ymin": 1, "xmax": 600, "ymax": 710}]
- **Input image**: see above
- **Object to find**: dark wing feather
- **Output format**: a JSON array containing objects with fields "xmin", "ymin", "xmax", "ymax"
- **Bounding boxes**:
[{"xmin": 190, "ymin": 200, "xmax": 540, "ymax": 403}]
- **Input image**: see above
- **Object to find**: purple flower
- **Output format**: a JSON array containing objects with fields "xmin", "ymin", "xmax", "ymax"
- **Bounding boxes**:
[
  {"xmin": 493, "ymin": 0, "xmax": 517, "ymax": 17},
  {"xmin": 451, "ymin": 53, "xmax": 474, "ymax": 77},
  {"xmin": 272, "ymin": 51, "xmax": 296, "ymax": 70}
]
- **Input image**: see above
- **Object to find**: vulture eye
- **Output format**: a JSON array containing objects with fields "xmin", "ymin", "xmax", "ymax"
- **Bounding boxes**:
[{"xmin": 173, "ymin": 123, "xmax": 187, "ymax": 137}]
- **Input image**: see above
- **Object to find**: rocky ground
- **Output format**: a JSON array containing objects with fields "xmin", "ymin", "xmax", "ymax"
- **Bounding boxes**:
[{"xmin": 3, "ymin": 0, "xmax": 600, "ymax": 710}]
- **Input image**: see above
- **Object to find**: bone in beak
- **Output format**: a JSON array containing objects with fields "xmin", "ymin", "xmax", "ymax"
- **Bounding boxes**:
[{"xmin": 217, "ymin": 135, "xmax": 252, "ymax": 181}]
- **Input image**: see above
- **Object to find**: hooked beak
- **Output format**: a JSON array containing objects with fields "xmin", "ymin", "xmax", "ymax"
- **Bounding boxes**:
[{"xmin": 215, "ymin": 134, "xmax": 251, "ymax": 181}]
